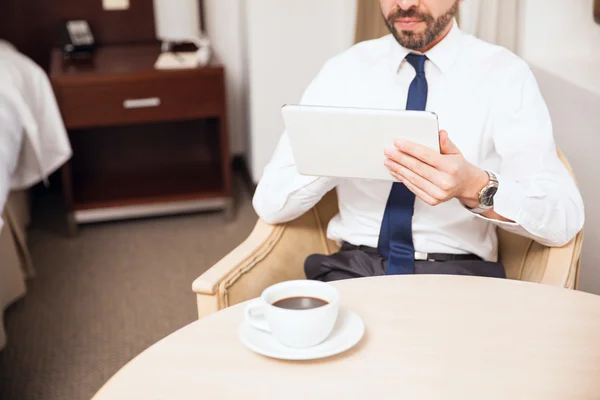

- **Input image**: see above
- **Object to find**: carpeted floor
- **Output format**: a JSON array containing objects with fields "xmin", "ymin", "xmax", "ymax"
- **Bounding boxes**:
[{"xmin": 0, "ymin": 174, "xmax": 257, "ymax": 400}]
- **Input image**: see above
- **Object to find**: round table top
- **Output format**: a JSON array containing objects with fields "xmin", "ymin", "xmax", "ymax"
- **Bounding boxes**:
[{"xmin": 93, "ymin": 276, "xmax": 600, "ymax": 399}]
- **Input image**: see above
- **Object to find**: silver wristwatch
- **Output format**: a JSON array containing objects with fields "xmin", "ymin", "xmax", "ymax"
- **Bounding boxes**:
[{"xmin": 467, "ymin": 170, "xmax": 499, "ymax": 214}]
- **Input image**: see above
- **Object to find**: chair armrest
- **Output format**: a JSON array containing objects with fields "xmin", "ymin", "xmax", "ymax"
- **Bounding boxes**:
[
  {"xmin": 192, "ymin": 209, "xmax": 334, "ymax": 319},
  {"xmin": 192, "ymin": 219, "xmax": 279, "ymax": 296},
  {"xmin": 541, "ymin": 230, "xmax": 584, "ymax": 289}
]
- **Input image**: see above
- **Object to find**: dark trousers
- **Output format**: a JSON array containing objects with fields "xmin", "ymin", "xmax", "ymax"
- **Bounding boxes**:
[{"xmin": 305, "ymin": 242, "xmax": 506, "ymax": 282}]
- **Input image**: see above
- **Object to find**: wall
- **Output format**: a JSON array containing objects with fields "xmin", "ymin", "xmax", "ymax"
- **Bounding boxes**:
[
  {"xmin": 519, "ymin": 0, "xmax": 600, "ymax": 61},
  {"xmin": 520, "ymin": 0, "xmax": 600, "ymax": 293},
  {"xmin": 519, "ymin": 0, "xmax": 600, "ymax": 98},
  {"xmin": 204, "ymin": 0, "xmax": 248, "ymax": 155},
  {"xmin": 245, "ymin": 0, "xmax": 358, "ymax": 182}
]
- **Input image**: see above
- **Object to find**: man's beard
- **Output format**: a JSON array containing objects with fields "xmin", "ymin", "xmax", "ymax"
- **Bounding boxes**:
[{"xmin": 384, "ymin": 2, "xmax": 459, "ymax": 50}]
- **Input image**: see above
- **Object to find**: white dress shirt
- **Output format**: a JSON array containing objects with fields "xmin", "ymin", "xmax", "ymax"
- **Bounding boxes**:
[{"xmin": 252, "ymin": 21, "xmax": 584, "ymax": 262}]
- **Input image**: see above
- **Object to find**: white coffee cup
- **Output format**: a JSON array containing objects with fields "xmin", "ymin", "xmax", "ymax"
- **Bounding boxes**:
[{"xmin": 244, "ymin": 280, "xmax": 339, "ymax": 348}]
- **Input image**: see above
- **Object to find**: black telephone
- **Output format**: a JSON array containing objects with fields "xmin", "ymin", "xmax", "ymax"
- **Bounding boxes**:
[{"xmin": 61, "ymin": 20, "xmax": 96, "ymax": 58}]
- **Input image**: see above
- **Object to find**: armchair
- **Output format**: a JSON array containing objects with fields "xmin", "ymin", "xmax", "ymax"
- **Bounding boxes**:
[{"xmin": 193, "ymin": 150, "xmax": 583, "ymax": 319}]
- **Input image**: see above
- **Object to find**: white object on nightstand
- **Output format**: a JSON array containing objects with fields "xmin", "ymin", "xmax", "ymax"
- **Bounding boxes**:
[
  {"xmin": 154, "ymin": 52, "xmax": 199, "ymax": 70},
  {"xmin": 102, "ymin": 0, "xmax": 130, "ymax": 11}
]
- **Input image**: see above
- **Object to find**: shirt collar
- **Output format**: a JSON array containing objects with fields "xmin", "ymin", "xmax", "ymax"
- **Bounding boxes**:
[{"xmin": 388, "ymin": 18, "xmax": 463, "ymax": 75}]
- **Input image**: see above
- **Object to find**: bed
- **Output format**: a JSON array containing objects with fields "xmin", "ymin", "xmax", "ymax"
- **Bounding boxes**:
[{"xmin": 0, "ymin": 40, "xmax": 72, "ymax": 351}]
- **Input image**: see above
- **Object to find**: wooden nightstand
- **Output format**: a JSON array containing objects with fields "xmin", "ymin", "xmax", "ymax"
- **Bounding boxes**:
[{"xmin": 50, "ymin": 44, "xmax": 233, "ymax": 231}]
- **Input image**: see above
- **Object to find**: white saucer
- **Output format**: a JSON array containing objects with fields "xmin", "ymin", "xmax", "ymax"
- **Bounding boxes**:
[{"xmin": 238, "ymin": 308, "xmax": 365, "ymax": 360}]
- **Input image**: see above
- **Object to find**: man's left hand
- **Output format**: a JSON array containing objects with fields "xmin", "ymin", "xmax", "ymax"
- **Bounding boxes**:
[{"xmin": 384, "ymin": 130, "xmax": 489, "ymax": 208}]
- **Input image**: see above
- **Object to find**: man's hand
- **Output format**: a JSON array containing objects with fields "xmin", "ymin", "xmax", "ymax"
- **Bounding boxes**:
[{"xmin": 383, "ymin": 130, "xmax": 489, "ymax": 207}]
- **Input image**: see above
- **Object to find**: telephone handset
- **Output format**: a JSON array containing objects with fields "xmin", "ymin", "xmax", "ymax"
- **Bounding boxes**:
[{"xmin": 61, "ymin": 20, "xmax": 96, "ymax": 58}]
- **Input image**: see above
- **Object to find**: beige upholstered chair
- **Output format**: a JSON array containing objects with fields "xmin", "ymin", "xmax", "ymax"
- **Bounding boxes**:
[{"xmin": 193, "ymin": 150, "xmax": 584, "ymax": 319}]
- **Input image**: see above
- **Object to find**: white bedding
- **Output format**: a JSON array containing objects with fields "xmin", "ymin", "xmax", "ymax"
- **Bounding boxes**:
[
  {"xmin": 0, "ymin": 41, "xmax": 72, "ymax": 351},
  {"xmin": 0, "ymin": 40, "xmax": 72, "ymax": 228},
  {"xmin": 0, "ymin": 94, "xmax": 22, "ymax": 230}
]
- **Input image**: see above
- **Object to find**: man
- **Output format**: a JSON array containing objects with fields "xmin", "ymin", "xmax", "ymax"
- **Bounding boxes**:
[{"xmin": 252, "ymin": 0, "xmax": 584, "ymax": 282}]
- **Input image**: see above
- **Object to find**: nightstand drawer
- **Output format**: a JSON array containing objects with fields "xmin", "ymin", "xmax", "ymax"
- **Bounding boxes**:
[{"xmin": 58, "ymin": 74, "xmax": 225, "ymax": 129}]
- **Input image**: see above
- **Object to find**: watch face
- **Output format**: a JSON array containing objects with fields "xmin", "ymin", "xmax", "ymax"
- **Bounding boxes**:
[{"xmin": 481, "ymin": 187, "xmax": 498, "ymax": 207}]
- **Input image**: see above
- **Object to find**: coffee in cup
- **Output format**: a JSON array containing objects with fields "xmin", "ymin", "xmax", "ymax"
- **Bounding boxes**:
[
  {"xmin": 272, "ymin": 296, "xmax": 328, "ymax": 310},
  {"xmin": 244, "ymin": 280, "xmax": 339, "ymax": 348}
]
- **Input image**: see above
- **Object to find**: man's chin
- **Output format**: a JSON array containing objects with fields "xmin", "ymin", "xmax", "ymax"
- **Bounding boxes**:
[
  {"xmin": 396, "ymin": 28, "xmax": 427, "ymax": 43},
  {"xmin": 395, "ymin": 35, "xmax": 429, "ymax": 51},
  {"xmin": 397, "ymin": 31, "xmax": 426, "ymax": 42}
]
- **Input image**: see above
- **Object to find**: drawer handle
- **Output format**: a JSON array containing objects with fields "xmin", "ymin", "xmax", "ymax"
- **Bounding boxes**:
[{"xmin": 123, "ymin": 97, "xmax": 161, "ymax": 109}]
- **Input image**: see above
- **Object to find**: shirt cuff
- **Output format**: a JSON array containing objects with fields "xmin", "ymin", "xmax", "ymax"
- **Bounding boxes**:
[{"xmin": 469, "ymin": 172, "xmax": 522, "ymax": 227}]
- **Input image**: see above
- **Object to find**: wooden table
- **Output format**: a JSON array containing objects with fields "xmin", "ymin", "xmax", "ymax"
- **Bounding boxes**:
[{"xmin": 92, "ymin": 276, "xmax": 600, "ymax": 399}]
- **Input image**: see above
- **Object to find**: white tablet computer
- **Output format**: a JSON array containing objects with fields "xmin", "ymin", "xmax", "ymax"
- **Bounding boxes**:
[{"xmin": 282, "ymin": 104, "xmax": 440, "ymax": 181}]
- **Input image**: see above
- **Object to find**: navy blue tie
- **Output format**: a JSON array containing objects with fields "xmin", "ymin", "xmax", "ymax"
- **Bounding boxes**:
[{"xmin": 378, "ymin": 54, "xmax": 428, "ymax": 275}]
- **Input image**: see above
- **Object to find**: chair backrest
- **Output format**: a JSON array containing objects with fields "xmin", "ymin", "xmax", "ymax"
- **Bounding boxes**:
[{"xmin": 313, "ymin": 149, "xmax": 583, "ymax": 287}]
